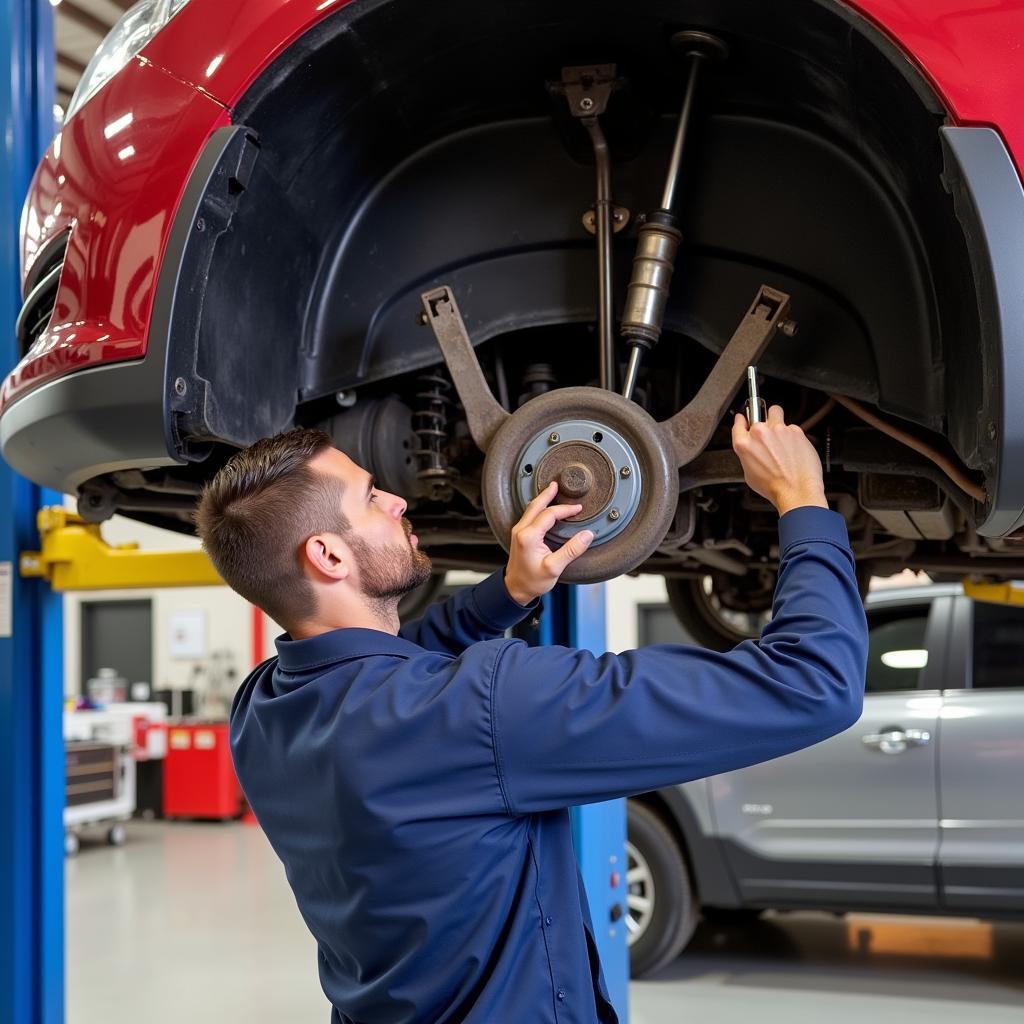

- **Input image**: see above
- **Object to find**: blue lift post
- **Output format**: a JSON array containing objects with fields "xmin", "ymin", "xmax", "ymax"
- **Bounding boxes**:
[
  {"xmin": 0, "ymin": 1, "xmax": 62, "ymax": 1022},
  {"xmin": 518, "ymin": 584, "xmax": 630, "ymax": 1021}
]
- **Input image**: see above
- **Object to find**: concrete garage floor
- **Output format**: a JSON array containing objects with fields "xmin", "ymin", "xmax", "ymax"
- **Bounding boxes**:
[{"xmin": 67, "ymin": 822, "xmax": 1024, "ymax": 1024}]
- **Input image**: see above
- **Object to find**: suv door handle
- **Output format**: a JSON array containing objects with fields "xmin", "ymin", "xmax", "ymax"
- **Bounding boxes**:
[{"xmin": 861, "ymin": 728, "xmax": 931, "ymax": 755}]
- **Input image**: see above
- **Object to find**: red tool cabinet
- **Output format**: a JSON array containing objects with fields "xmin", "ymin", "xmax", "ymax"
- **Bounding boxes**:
[{"xmin": 163, "ymin": 722, "xmax": 242, "ymax": 820}]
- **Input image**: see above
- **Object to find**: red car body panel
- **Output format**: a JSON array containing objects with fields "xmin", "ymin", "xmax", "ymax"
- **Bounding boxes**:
[
  {"xmin": 2, "ymin": 0, "xmax": 1023, "ymax": 415},
  {"xmin": 2, "ymin": 57, "xmax": 228, "ymax": 412},
  {"xmin": 144, "ymin": 0, "xmax": 1024, "ymax": 172},
  {"xmin": 856, "ymin": 0, "xmax": 1024, "ymax": 178}
]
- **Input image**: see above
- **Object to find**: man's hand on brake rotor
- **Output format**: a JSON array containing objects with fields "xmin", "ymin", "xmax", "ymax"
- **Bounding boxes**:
[
  {"xmin": 732, "ymin": 404, "xmax": 828, "ymax": 516},
  {"xmin": 504, "ymin": 482, "xmax": 595, "ymax": 606}
]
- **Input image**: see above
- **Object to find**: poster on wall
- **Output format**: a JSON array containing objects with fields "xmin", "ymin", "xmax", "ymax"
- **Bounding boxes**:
[{"xmin": 169, "ymin": 608, "xmax": 206, "ymax": 660}]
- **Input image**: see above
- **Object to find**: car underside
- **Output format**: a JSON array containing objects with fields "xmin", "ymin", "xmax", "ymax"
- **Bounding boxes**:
[{"xmin": 15, "ymin": 0, "xmax": 1024, "ymax": 643}]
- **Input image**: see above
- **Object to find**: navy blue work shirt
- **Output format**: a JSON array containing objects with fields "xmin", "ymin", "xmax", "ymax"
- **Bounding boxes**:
[{"xmin": 231, "ymin": 506, "xmax": 867, "ymax": 1023}]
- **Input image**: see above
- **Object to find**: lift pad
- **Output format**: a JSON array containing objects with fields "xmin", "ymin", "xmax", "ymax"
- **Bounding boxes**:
[{"xmin": 20, "ymin": 507, "xmax": 222, "ymax": 591}]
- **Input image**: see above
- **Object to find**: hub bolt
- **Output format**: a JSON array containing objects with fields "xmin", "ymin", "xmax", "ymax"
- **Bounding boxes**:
[
  {"xmin": 608, "ymin": 508, "xmax": 620, "ymax": 521},
  {"xmin": 619, "ymin": 466, "xmax": 631, "ymax": 478},
  {"xmin": 548, "ymin": 432, "xmax": 560, "ymax": 444}
]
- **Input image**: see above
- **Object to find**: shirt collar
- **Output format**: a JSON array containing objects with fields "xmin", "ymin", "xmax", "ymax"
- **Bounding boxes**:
[{"xmin": 275, "ymin": 627, "xmax": 423, "ymax": 671}]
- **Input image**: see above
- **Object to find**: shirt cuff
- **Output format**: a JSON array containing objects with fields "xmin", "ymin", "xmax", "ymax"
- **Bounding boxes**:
[
  {"xmin": 470, "ymin": 571, "xmax": 540, "ymax": 630},
  {"xmin": 778, "ymin": 506, "xmax": 851, "ymax": 556}
]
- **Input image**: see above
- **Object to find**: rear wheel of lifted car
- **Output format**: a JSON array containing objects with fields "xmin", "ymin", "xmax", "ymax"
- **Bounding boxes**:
[
  {"xmin": 666, "ymin": 563, "xmax": 873, "ymax": 651},
  {"xmin": 665, "ymin": 572, "xmax": 773, "ymax": 651},
  {"xmin": 627, "ymin": 801, "xmax": 698, "ymax": 977}
]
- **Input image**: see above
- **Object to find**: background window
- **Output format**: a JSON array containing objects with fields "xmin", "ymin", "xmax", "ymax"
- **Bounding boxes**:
[
  {"xmin": 864, "ymin": 612, "xmax": 929, "ymax": 693},
  {"xmin": 972, "ymin": 602, "xmax": 1024, "ymax": 689}
]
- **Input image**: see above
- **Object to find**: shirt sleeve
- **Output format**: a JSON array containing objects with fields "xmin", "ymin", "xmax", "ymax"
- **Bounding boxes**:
[
  {"xmin": 399, "ymin": 570, "xmax": 539, "ymax": 656},
  {"xmin": 489, "ymin": 507, "xmax": 868, "ymax": 815}
]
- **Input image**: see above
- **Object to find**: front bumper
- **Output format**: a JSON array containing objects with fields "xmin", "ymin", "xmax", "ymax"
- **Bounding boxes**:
[{"xmin": 0, "ymin": 57, "xmax": 229, "ymax": 492}]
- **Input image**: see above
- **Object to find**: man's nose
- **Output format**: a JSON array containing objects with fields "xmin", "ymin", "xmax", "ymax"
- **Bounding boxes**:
[{"xmin": 381, "ymin": 491, "xmax": 407, "ymax": 518}]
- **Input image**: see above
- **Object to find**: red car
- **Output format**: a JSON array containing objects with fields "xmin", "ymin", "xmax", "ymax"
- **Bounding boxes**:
[{"xmin": 4, "ymin": 0, "xmax": 1024, "ymax": 646}]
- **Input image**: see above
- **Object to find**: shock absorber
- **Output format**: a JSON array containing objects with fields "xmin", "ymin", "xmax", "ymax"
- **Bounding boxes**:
[
  {"xmin": 620, "ymin": 30, "xmax": 729, "ymax": 401},
  {"xmin": 413, "ymin": 369, "xmax": 456, "ymax": 500}
]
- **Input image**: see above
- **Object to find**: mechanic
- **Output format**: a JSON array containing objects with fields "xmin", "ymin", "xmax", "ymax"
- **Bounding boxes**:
[{"xmin": 195, "ymin": 404, "xmax": 867, "ymax": 1024}]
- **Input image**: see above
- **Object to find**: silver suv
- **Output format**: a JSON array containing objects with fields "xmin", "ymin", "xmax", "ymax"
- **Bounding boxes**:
[{"xmin": 627, "ymin": 584, "xmax": 1024, "ymax": 977}]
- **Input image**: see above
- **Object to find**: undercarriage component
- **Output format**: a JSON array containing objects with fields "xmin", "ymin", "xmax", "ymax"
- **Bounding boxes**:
[
  {"xmin": 556, "ymin": 64, "xmax": 622, "ymax": 391},
  {"xmin": 658, "ymin": 287, "xmax": 792, "ymax": 466},
  {"xmin": 831, "ymin": 392, "xmax": 985, "ymax": 503},
  {"xmin": 322, "ymin": 395, "xmax": 421, "ymax": 498},
  {"xmin": 412, "ymin": 372, "xmax": 456, "ymax": 501},
  {"xmin": 419, "ymin": 289, "xmax": 509, "ymax": 452},
  {"xmin": 621, "ymin": 213, "xmax": 682, "ymax": 399},
  {"xmin": 859, "ymin": 474, "xmax": 955, "ymax": 541},
  {"xmin": 420, "ymin": 282, "xmax": 792, "ymax": 582},
  {"xmin": 621, "ymin": 31, "xmax": 728, "ymax": 401},
  {"xmin": 78, "ymin": 478, "xmax": 195, "ymax": 523}
]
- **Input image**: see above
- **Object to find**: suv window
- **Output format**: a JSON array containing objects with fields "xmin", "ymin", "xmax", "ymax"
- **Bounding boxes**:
[
  {"xmin": 865, "ymin": 607, "xmax": 930, "ymax": 694},
  {"xmin": 973, "ymin": 601, "xmax": 1024, "ymax": 689}
]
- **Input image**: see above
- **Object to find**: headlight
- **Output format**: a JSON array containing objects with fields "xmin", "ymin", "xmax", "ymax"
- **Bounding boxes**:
[{"xmin": 64, "ymin": 0, "xmax": 192, "ymax": 123}]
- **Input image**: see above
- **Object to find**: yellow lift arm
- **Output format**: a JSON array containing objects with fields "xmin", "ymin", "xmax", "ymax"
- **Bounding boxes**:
[
  {"xmin": 20, "ymin": 507, "xmax": 222, "ymax": 591},
  {"xmin": 960, "ymin": 578, "xmax": 1024, "ymax": 607}
]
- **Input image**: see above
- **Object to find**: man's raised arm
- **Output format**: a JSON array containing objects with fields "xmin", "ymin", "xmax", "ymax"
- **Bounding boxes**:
[{"xmin": 483, "ymin": 405, "xmax": 869, "ymax": 814}]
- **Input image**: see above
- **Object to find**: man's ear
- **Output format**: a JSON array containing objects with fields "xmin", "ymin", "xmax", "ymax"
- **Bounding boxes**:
[{"xmin": 303, "ymin": 533, "xmax": 350, "ymax": 582}]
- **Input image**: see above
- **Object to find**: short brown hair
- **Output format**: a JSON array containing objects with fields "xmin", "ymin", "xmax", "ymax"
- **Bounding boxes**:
[{"xmin": 195, "ymin": 428, "xmax": 350, "ymax": 629}]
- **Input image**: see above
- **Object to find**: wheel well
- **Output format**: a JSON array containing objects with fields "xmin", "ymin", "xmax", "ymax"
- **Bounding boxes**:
[
  {"xmin": 134, "ymin": 0, "xmax": 996, "ymax": 541},
  {"xmin": 186, "ymin": 0, "xmax": 985, "ymax": 445}
]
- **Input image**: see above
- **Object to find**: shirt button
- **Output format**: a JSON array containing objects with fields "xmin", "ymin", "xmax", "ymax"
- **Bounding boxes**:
[
  {"xmin": 545, "ymin": 916, "xmax": 553, "ymax": 926},
  {"xmin": 557, "ymin": 989, "xmax": 566, "ymax": 1001}
]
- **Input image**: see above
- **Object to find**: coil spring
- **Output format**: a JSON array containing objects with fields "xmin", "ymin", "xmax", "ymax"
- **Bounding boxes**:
[{"xmin": 413, "ymin": 371, "xmax": 455, "ymax": 494}]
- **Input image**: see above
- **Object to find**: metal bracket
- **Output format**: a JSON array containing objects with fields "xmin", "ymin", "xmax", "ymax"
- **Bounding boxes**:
[
  {"xmin": 660, "ymin": 285, "xmax": 795, "ymax": 468},
  {"xmin": 20, "ymin": 507, "xmax": 222, "ymax": 591},
  {"xmin": 583, "ymin": 206, "xmax": 630, "ymax": 234},
  {"xmin": 555, "ymin": 64, "xmax": 620, "ymax": 118},
  {"xmin": 420, "ymin": 286, "xmax": 510, "ymax": 452}
]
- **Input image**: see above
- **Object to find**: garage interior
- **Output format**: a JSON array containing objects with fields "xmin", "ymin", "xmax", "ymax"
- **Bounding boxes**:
[{"xmin": 2, "ymin": 1, "xmax": 1024, "ymax": 1023}]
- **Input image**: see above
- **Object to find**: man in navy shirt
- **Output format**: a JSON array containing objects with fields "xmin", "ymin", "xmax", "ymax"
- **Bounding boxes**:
[{"xmin": 196, "ymin": 405, "xmax": 867, "ymax": 1024}]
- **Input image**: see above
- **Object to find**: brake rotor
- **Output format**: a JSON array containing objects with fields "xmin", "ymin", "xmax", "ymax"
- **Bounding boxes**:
[{"xmin": 483, "ymin": 386, "xmax": 678, "ymax": 583}]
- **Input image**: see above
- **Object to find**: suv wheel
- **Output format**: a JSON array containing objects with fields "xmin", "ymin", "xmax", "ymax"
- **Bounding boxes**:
[{"xmin": 626, "ymin": 801, "xmax": 699, "ymax": 977}]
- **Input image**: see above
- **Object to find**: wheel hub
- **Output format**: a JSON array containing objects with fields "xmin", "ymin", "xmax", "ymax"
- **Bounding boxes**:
[
  {"xmin": 483, "ymin": 387, "xmax": 678, "ymax": 582},
  {"xmin": 516, "ymin": 420, "xmax": 642, "ymax": 544}
]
